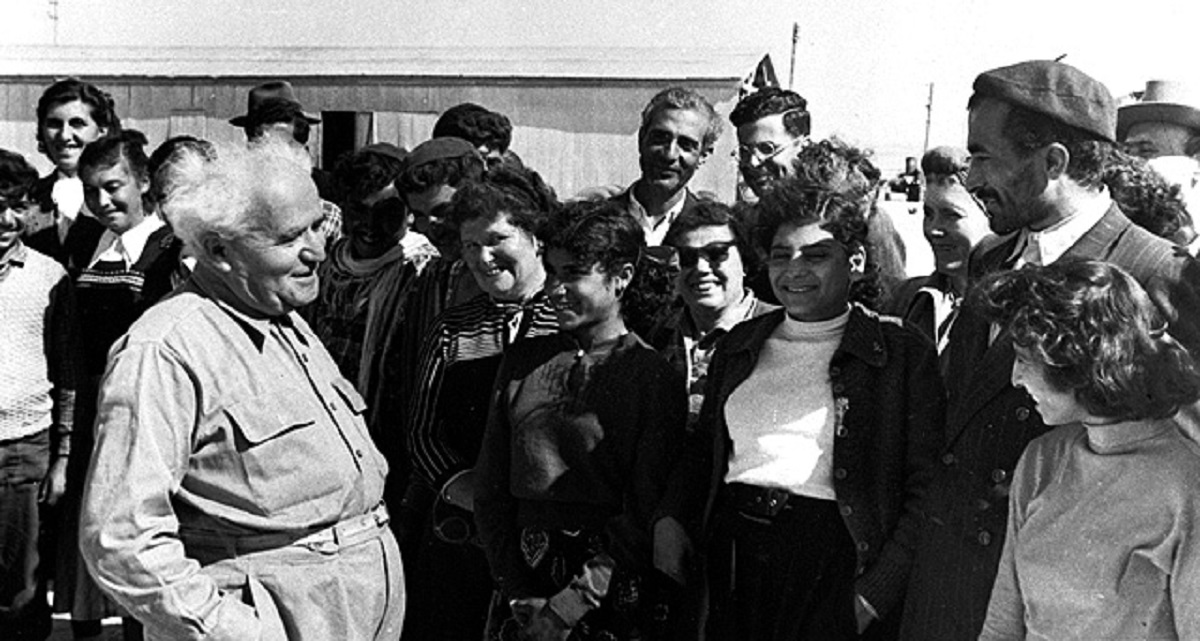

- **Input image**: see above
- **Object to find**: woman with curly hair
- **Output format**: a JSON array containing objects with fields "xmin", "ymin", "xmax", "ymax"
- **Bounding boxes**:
[
  {"xmin": 25, "ymin": 79, "xmax": 122, "ymax": 274},
  {"xmin": 655, "ymin": 180, "xmax": 944, "ymax": 640},
  {"xmin": 978, "ymin": 259, "xmax": 1200, "ymax": 639},
  {"xmin": 474, "ymin": 199, "xmax": 687, "ymax": 640}
]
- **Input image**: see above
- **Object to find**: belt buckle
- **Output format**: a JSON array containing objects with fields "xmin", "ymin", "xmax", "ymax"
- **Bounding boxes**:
[{"xmin": 738, "ymin": 485, "xmax": 790, "ymax": 519}]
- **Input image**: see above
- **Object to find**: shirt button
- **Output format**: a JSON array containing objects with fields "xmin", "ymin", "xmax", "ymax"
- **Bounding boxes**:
[
  {"xmin": 829, "ymin": 366, "xmax": 841, "ymax": 377},
  {"xmin": 991, "ymin": 469, "xmax": 1008, "ymax": 483},
  {"xmin": 977, "ymin": 530, "xmax": 993, "ymax": 546},
  {"xmin": 832, "ymin": 383, "xmax": 845, "ymax": 394},
  {"xmin": 355, "ymin": 449, "xmax": 364, "ymax": 458},
  {"xmin": 941, "ymin": 453, "xmax": 956, "ymax": 466},
  {"xmin": 975, "ymin": 498, "xmax": 991, "ymax": 512},
  {"xmin": 856, "ymin": 541, "xmax": 869, "ymax": 552},
  {"xmin": 834, "ymin": 468, "xmax": 848, "ymax": 480},
  {"xmin": 1015, "ymin": 407, "xmax": 1030, "ymax": 421},
  {"xmin": 836, "ymin": 427, "xmax": 848, "ymax": 438},
  {"xmin": 839, "ymin": 505, "xmax": 853, "ymax": 517}
]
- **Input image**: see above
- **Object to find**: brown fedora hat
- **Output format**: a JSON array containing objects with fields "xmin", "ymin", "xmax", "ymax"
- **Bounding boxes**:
[
  {"xmin": 1117, "ymin": 80, "xmax": 1200, "ymax": 141},
  {"xmin": 229, "ymin": 80, "xmax": 320, "ymax": 127}
]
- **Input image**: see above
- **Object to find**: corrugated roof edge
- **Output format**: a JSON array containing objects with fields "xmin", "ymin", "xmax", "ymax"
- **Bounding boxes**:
[{"xmin": 0, "ymin": 45, "xmax": 761, "ymax": 80}]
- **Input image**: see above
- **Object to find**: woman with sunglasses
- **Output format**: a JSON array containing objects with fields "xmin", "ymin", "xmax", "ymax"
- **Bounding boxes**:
[
  {"xmin": 656, "ymin": 181, "xmax": 943, "ymax": 640},
  {"xmin": 647, "ymin": 200, "xmax": 778, "ymax": 429},
  {"xmin": 977, "ymin": 260, "xmax": 1200, "ymax": 639},
  {"xmin": 474, "ymin": 200, "xmax": 687, "ymax": 640}
]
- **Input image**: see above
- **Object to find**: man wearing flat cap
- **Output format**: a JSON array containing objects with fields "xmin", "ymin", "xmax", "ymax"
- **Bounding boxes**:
[
  {"xmin": 900, "ymin": 59, "xmax": 1200, "ymax": 640},
  {"xmin": 231, "ymin": 80, "xmax": 343, "ymax": 243},
  {"xmin": 79, "ymin": 139, "xmax": 405, "ymax": 640}
]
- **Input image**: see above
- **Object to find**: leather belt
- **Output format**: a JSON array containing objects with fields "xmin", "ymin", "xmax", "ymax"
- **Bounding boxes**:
[{"xmin": 183, "ymin": 502, "xmax": 390, "ymax": 557}]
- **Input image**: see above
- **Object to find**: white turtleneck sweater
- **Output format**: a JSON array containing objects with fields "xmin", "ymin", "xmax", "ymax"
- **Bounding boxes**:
[{"xmin": 723, "ymin": 309, "xmax": 849, "ymax": 499}]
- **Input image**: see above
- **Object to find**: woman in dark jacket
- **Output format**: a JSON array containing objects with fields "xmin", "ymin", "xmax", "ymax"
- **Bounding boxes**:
[{"xmin": 655, "ymin": 181, "xmax": 944, "ymax": 640}]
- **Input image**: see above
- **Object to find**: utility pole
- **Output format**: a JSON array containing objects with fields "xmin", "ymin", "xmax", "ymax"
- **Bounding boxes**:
[
  {"xmin": 922, "ymin": 82, "xmax": 934, "ymax": 155},
  {"xmin": 48, "ymin": 0, "xmax": 60, "ymax": 45},
  {"xmin": 789, "ymin": 22, "xmax": 799, "ymax": 90}
]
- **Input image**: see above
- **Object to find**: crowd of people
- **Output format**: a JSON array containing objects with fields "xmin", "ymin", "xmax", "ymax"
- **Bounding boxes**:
[{"xmin": 2, "ymin": 57, "xmax": 1200, "ymax": 641}]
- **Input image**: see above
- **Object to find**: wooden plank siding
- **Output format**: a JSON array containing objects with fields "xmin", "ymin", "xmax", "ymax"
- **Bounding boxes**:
[{"xmin": 0, "ymin": 75, "xmax": 740, "ymax": 200}]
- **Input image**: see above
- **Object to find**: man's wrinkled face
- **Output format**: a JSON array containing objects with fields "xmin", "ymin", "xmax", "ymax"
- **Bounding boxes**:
[
  {"xmin": 1123, "ymin": 121, "xmax": 1194, "ymax": 160},
  {"xmin": 220, "ymin": 174, "xmax": 327, "ymax": 317},
  {"xmin": 737, "ymin": 113, "xmax": 805, "ymax": 197},
  {"xmin": 638, "ymin": 108, "xmax": 709, "ymax": 195},
  {"xmin": 965, "ymin": 98, "xmax": 1052, "ymax": 234}
]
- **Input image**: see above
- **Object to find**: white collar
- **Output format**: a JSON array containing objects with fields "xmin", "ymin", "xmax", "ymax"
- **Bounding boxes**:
[
  {"xmin": 1015, "ymin": 194, "xmax": 1111, "ymax": 267},
  {"xmin": 88, "ymin": 214, "xmax": 165, "ymax": 268},
  {"xmin": 627, "ymin": 182, "xmax": 688, "ymax": 246}
]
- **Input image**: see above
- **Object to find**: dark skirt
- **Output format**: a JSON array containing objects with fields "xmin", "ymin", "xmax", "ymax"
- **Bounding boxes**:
[{"xmin": 706, "ymin": 484, "xmax": 859, "ymax": 641}]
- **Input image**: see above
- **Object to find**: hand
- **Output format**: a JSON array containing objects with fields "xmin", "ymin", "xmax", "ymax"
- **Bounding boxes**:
[
  {"xmin": 39, "ymin": 458, "xmax": 68, "ymax": 506},
  {"xmin": 854, "ymin": 593, "xmax": 875, "ymax": 634},
  {"xmin": 510, "ymin": 598, "xmax": 570, "ymax": 641},
  {"xmin": 442, "ymin": 469, "xmax": 476, "ymax": 512},
  {"xmin": 653, "ymin": 516, "xmax": 693, "ymax": 586}
]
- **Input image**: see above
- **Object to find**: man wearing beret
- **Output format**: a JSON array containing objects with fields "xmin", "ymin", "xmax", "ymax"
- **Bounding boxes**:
[{"xmin": 900, "ymin": 60, "xmax": 1200, "ymax": 640}]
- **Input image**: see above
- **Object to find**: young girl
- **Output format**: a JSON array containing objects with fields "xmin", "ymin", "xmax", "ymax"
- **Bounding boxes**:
[
  {"xmin": 474, "ymin": 200, "xmax": 687, "ymax": 640},
  {"xmin": 656, "ymin": 181, "xmax": 944, "ymax": 640},
  {"xmin": 978, "ymin": 260, "xmax": 1200, "ymax": 639}
]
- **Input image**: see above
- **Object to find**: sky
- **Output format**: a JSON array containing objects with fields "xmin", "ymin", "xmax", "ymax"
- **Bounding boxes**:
[{"xmin": 4, "ymin": 0, "xmax": 1200, "ymax": 173}]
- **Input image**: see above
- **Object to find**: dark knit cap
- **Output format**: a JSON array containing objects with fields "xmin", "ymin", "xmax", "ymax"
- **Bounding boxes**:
[{"xmin": 971, "ymin": 60, "xmax": 1116, "ymax": 142}]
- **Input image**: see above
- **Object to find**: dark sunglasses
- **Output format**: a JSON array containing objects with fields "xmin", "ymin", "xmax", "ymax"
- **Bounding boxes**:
[{"xmin": 669, "ymin": 241, "xmax": 736, "ymax": 268}]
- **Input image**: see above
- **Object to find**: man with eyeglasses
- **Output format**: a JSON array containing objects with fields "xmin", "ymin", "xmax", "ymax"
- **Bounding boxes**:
[
  {"xmin": 611, "ymin": 87, "xmax": 724, "ymax": 246},
  {"xmin": 729, "ymin": 87, "xmax": 812, "ymax": 199}
]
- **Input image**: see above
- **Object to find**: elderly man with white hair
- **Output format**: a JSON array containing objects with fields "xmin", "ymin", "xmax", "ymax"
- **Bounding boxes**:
[{"xmin": 79, "ymin": 140, "xmax": 405, "ymax": 641}]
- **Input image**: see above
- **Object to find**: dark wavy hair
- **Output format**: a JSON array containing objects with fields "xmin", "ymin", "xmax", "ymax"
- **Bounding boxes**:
[
  {"xmin": 0, "ymin": 148, "xmax": 39, "ymax": 202},
  {"xmin": 1102, "ymin": 149, "xmax": 1191, "ymax": 243},
  {"xmin": 445, "ymin": 165, "xmax": 558, "ymax": 235},
  {"xmin": 396, "ymin": 153, "xmax": 485, "ymax": 196},
  {"xmin": 433, "ymin": 103, "xmax": 513, "ymax": 154},
  {"xmin": 754, "ymin": 180, "xmax": 880, "ymax": 309},
  {"xmin": 333, "ymin": 144, "xmax": 408, "ymax": 205},
  {"xmin": 37, "ymin": 78, "xmax": 122, "ymax": 134},
  {"xmin": 729, "ymin": 87, "xmax": 811, "ymax": 139},
  {"xmin": 79, "ymin": 129, "xmax": 151, "ymax": 183},
  {"xmin": 541, "ymin": 199, "xmax": 674, "ymax": 333},
  {"xmin": 663, "ymin": 199, "xmax": 760, "ymax": 274},
  {"xmin": 638, "ymin": 87, "xmax": 724, "ymax": 154},
  {"xmin": 976, "ymin": 259, "xmax": 1200, "ymax": 421},
  {"xmin": 967, "ymin": 94, "xmax": 1112, "ymax": 189}
]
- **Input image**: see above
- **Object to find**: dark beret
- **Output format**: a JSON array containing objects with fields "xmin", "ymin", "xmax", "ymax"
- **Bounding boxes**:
[
  {"xmin": 971, "ymin": 60, "xmax": 1116, "ymax": 142},
  {"xmin": 404, "ymin": 137, "xmax": 479, "ymax": 171}
]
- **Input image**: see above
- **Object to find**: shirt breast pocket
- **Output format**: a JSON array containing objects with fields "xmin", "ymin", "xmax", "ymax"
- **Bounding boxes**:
[{"xmin": 223, "ymin": 394, "xmax": 345, "ymax": 517}]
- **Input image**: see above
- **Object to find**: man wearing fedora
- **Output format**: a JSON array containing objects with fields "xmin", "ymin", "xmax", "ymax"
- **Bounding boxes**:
[
  {"xmin": 899, "ymin": 60, "xmax": 1200, "ymax": 640},
  {"xmin": 1119, "ymin": 80, "xmax": 1200, "ymax": 161},
  {"xmin": 230, "ymin": 80, "xmax": 343, "ymax": 244}
]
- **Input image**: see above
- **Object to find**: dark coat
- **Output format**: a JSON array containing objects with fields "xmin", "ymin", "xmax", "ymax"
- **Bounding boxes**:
[
  {"xmin": 900, "ymin": 203, "xmax": 1200, "ymax": 640},
  {"xmin": 23, "ymin": 174, "xmax": 106, "ymax": 275},
  {"xmin": 659, "ymin": 305, "xmax": 945, "ymax": 621}
]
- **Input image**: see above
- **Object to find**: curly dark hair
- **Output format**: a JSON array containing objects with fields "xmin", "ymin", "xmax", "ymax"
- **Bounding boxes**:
[
  {"xmin": 967, "ymin": 94, "xmax": 1112, "ymax": 189},
  {"xmin": 754, "ymin": 180, "xmax": 881, "ymax": 309},
  {"xmin": 445, "ymin": 165, "xmax": 558, "ymax": 235},
  {"xmin": 37, "ymin": 78, "xmax": 122, "ymax": 135},
  {"xmin": 663, "ymin": 199, "xmax": 760, "ymax": 274},
  {"xmin": 79, "ymin": 129, "xmax": 151, "ymax": 183},
  {"xmin": 432, "ymin": 103, "xmax": 513, "ymax": 154},
  {"xmin": 729, "ymin": 87, "xmax": 811, "ymax": 139},
  {"xmin": 975, "ymin": 259, "xmax": 1200, "ymax": 421},
  {"xmin": 1102, "ymin": 149, "xmax": 1191, "ymax": 242},
  {"xmin": 541, "ymin": 199, "xmax": 675, "ymax": 334},
  {"xmin": 396, "ymin": 153, "xmax": 485, "ymax": 197},
  {"xmin": 0, "ymin": 148, "xmax": 39, "ymax": 202},
  {"xmin": 333, "ymin": 143, "xmax": 408, "ymax": 205}
]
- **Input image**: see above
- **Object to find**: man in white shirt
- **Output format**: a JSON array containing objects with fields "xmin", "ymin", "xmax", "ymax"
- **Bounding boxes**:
[{"xmin": 612, "ymin": 87, "xmax": 723, "ymax": 246}]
